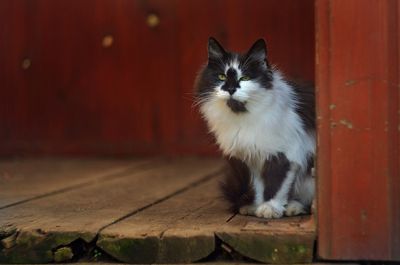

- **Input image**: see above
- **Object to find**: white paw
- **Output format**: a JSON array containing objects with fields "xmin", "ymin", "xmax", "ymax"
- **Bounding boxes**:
[
  {"xmin": 285, "ymin": 200, "xmax": 306, "ymax": 216},
  {"xmin": 239, "ymin": 205, "xmax": 257, "ymax": 215},
  {"xmin": 255, "ymin": 200, "xmax": 285, "ymax": 219}
]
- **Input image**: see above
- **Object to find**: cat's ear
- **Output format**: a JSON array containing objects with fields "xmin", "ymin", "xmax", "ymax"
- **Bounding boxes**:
[
  {"xmin": 246, "ymin": 39, "xmax": 267, "ymax": 62},
  {"xmin": 208, "ymin": 37, "xmax": 226, "ymax": 60}
]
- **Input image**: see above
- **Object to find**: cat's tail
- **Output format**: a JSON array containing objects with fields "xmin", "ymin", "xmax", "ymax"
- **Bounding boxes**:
[{"xmin": 220, "ymin": 157, "xmax": 254, "ymax": 213}]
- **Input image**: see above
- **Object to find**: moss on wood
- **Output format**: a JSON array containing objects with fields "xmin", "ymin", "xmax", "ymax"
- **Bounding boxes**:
[
  {"xmin": 97, "ymin": 235, "xmax": 159, "ymax": 263},
  {"xmin": 216, "ymin": 231, "xmax": 314, "ymax": 263},
  {"xmin": 0, "ymin": 225, "xmax": 17, "ymax": 240},
  {"xmin": 0, "ymin": 230, "xmax": 95, "ymax": 263},
  {"xmin": 158, "ymin": 234, "xmax": 214, "ymax": 263},
  {"xmin": 53, "ymin": 247, "xmax": 73, "ymax": 262},
  {"xmin": 1, "ymin": 232, "xmax": 18, "ymax": 249},
  {"xmin": 97, "ymin": 233, "xmax": 215, "ymax": 263}
]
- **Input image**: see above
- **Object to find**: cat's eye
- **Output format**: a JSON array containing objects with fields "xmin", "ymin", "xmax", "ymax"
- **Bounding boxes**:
[
  {"xmin": 218, "ymin": 74, "xmax": 227, "ymax": 81},
  {"xmin": 239, "ymin": 76, "xmax": 251, "ymax": 81}
]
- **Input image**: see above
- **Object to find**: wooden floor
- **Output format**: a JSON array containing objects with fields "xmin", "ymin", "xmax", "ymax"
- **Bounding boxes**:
[{"xmin": 0, "ymin": 158, "xmax": 315, "ymax": 263}]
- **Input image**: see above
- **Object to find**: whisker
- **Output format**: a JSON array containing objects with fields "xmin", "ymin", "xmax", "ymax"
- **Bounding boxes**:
[
  {"xmin": 192, "ymin": 97, "xmax": 212, "ymax": 107},
  {"xmin": 191, "ymin": 94, "xmax": 214, "ymax": 108}
]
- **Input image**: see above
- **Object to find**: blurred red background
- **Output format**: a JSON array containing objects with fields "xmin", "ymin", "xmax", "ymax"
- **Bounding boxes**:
[{"xmin": 0, "ymin": 0, "xmax": 314, "ymax": 156}]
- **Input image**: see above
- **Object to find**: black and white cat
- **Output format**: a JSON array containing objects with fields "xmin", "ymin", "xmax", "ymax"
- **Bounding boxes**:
[{"xmin": 195, "ymin": 38, "xmax": 315, "ymax": 219}]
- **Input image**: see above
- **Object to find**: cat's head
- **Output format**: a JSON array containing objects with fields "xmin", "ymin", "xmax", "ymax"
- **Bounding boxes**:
[{"xmin": 195, "ymin": 37, "xmax": 273, "ymax": 114}]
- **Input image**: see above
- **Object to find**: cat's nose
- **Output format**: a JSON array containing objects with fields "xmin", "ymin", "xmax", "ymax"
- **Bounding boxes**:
[{"xmin": 226, "ymin": 87, "xmax": 236, "ymax": 95}]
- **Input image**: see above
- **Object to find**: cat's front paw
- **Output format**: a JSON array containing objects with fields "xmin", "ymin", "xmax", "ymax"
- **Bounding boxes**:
[
  {"xmin": 285, "ymin": 200, "xmax": 306, "ymax": 216},
  {"xmin": 255, "ymin": 200, "xmax": 285, "ymax": 219},
  {"xmin": 239, "ymin": 204, "xmax": 257, "ymax": 215}
]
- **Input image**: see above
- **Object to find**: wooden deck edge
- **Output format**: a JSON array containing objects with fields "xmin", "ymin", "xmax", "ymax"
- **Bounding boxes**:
[
  {"xmin": 215, "ymin": 231, "xmax": 315, "ymax": 264},
  {"xmin": 0, "ymin": 228, "xmax": 315, "ymax": 263},
  {"xmin": 97, "ymin": 229, "xmax": 315, "ymax": 264},
  {"xmin": 97, "ymin": 232, "xmax": 215, "ymax": 263},
  {"xmin": 0, "ymin": 229, "xmax": 96, "ymax": 263}
]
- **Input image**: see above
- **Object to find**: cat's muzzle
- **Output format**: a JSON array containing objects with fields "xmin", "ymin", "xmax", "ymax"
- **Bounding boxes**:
[{"xmin": 227, "ymin": 98, "xmax": 247, "ymax": 113}]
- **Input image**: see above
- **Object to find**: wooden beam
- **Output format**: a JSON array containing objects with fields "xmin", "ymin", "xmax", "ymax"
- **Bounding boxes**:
[{"xmin": 316, "ymin": 0, "xmax": 400, "ymax": 260}]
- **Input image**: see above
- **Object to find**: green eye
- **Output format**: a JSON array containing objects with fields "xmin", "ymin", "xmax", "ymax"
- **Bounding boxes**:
[
  {"xmin": 218, "ymin": 74, "xmax": 227, "ymax": 81},
  {"xmin": 240, "ymin": 76, "xmax": 250, "ymax": 81}
]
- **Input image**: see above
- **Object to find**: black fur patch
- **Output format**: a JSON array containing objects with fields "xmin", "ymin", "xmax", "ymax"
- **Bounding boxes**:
[
  {"xmin": 288, "ymin": 156, "xmax": 314, "ymax": 205},
  {"xmin": 221, "ymin": 68, "xmax": 240, "ymax": 95},
  {"xmin": 220, "ymin": 157, "xmax": 254, "ymax": 213},
  {"xmin": 288, "ymin": 80, "xmax": 316, "ymax": 131},
  {"xmin": 226, "ymin": 98, "xmax": 247, "ymax": 113},
  {"xmin": 262, "ymin": 153, "xmax": 291, "ymax": 201}
]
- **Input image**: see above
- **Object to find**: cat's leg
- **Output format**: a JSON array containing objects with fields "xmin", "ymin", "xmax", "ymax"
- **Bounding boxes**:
[
  {"xmin": 285, "ymin": 175, "xmax": 314, "ymax": 216},
  {"xmin": 255, "ymin": 163, "xmax": 300, "ymax": 219},
  {"xmin": 296, "ymin": 176, "xmax": 315, "ymax": 207},
  {"xmin": 239, "ymin": 172, "xmax": 264, "ymax": 216}
]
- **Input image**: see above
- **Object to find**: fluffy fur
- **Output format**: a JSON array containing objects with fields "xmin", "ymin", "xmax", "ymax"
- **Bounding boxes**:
[{"xmin": 195, "ymin": 38, "xmax": 315, "ymax": 218}]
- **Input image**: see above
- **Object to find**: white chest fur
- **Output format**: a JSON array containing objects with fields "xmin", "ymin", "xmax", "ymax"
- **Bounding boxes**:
[{"xmin": 200, "ymin": 72, "xmax": 315, "ymax": 170}]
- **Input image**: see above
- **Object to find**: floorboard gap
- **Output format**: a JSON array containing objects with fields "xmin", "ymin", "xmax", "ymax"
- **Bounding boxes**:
[{"xmin": 225, "ymin": 213, "xmax": 237, "ymax": 223}]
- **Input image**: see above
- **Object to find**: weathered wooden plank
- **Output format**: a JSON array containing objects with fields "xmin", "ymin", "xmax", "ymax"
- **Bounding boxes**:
[
  {"xmin": 0, "ymin": 158, "xmax": 223, "ymax": 263},
  {"xmin": 98, "ymin": 174, "xmax": 315, "ymax": 264},
  {"xmin": 216, "ymin": 215, "xmax": 315, "ymax": 263},
  {"xmin": 97, "ymin": 177, "xmax": 232, "ymax": 263},
  {"xmin": 0, "ymin": 159, "xmax": 146, "ymax": 208}
]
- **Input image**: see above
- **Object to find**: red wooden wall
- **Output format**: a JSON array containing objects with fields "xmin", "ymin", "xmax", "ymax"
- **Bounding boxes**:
[
  {"xmin": 0, "ymin": 0, "xmax": 314, "ymax": 156},
  {"xmin": 316, "ymin": 0, "xmax": 400, "ymax": 260}
]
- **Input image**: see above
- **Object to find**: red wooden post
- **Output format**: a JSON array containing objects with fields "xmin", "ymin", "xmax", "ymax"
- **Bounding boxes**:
[{"xmin": 316, "ymin": 0, "xmax": 400, "ymax": 260}]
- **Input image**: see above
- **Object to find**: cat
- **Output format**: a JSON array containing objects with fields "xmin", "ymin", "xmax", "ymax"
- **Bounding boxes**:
[{"xmin": 195, "ymin": 38, "xmax": 315, "ymax": 218}]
